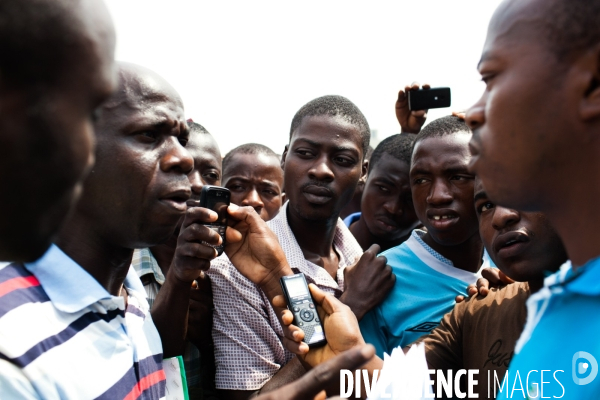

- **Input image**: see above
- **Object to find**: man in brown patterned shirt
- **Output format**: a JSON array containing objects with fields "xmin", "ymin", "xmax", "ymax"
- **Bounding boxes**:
[{"xmin": 415, "ymin": 177, "xmax": 568, "ymax": 397}]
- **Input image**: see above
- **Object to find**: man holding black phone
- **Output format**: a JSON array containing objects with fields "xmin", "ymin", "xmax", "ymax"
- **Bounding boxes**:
[{"xmin": 132, "ymin": 121, "xmax": 223, "ymax": 399}]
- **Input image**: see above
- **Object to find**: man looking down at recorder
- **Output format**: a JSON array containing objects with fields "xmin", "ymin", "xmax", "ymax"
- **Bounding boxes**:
[
  {"xmin": 411, "ymin": 178, "xmax": 568, "ymax": 398},
  {"xmin": 207, "ymin": 95, "xmax": 394, "ymax": 399}
]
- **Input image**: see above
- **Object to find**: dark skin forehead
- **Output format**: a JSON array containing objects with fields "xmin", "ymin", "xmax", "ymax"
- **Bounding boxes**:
[
  {"xmin": 99, "ymin": 63, "xmax": 187, "ymax": 135},
  {"xmin": 480, "ymin": 0, "xmax": 554, "ymax": 68},
  {"xmin": 224, "ymin": 153, "xmax": 283, "ymax": 184},
  {"xmin": 188, "ymin": 133, "xmax": 221, "ymax": 167},
  {"xmin": 368, "ymin": 153, "xmax": 411, "ymax": 188},
  {"xmin": 411, "ymin": 133, "xmax": 472, "ymax": 175},
  {"xmin": 290, "ymin": 115, "xmax": 364, "ymax": 159},
  {"xmin": 107, "ymin": 63, "xmax": 184, "ymax": 111}
]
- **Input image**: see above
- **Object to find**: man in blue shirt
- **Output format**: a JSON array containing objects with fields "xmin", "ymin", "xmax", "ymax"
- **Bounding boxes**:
[
  {"xmin": 465, "ymin": 0, "xmax": 600, "ymax": 396},
  {"xmin": 361, "ymin": 115, "xmax": 488, "ymax": 357}
]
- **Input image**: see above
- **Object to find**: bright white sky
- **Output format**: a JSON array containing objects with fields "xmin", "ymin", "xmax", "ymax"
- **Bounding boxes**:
[{"xmin": 104, "ymin": 0, "xmax": 503, "ymax": 155}]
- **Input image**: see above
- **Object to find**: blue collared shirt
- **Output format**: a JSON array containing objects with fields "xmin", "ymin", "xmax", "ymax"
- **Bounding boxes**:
[
  {"xmin": 360, "ymin": 230, "xmax": 487, "ymax": 358},
  {"xmin": 499, "ymin": 258, "xmax": 600, "ymax": 399},
  {"xmin": 24, "ymin": 244, "xmax": 147, "ymax": 313}
]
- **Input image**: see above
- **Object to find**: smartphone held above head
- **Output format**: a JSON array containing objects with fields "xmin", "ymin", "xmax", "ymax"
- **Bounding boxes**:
[{"xmin": 408, "ymin": 87, "xmax": 451, "ymax": 111}]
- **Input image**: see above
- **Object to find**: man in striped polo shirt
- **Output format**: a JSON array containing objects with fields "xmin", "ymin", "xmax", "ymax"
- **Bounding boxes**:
[{"xmin": 0, "ymin": 63, "xmax": 223, "ymax": 399}]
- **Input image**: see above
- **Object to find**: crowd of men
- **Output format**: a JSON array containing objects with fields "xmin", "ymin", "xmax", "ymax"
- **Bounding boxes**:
[{"xmin": 0, "ymin": 0, "xmax": 599, "ymax": 398}]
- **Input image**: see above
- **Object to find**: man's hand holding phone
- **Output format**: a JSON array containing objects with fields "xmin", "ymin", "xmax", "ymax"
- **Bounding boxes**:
[
  {"xmin": 152, "ymin": 201, "xmax": 224, "ymax": 357},
  {"xmin": 225, "ymin": 203, "xmax": 294, "ymax": 301},
  {"xmin": 396, "ymin": 82, "xmax": 430, "ymax": 134},
  {"xmin": 168, "ymin": 203, "xmax": 223, "ymax": 284}
]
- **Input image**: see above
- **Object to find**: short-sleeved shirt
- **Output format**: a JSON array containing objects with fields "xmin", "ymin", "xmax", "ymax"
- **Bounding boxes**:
[
  {"xmin": 207, "ymin": 202, "xmax": 363, "ymax": 390},
  {"xmin": 418, "ymin": 281, "xmax": 530, "ymax": 398},
  {"xmin": 498, "ymin": 259, "xmax": 600, "ymax": 399},
  {"xmin": 132, "ymin": 248, "xmax": 217, "ymax": 400},
  {"xmin": 360, "ymin": 230, "xmax": 486, "ymax": 358},
  {"xmin": 0, "ymin": 244, "xmax": 165, "ymax": 399}
]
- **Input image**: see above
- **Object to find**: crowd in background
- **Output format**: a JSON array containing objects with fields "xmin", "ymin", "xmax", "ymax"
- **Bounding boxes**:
[{"xmin": 1, "ymin": 0, "xmax": 599, "ymax": 399}]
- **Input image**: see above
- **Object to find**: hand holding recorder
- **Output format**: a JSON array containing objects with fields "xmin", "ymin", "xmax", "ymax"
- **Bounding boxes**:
[
  {"xmin": 277, "ymin": 284, "xmax": 370, "ymax": 368},
  {"xmin": 280, "ymin": 274, "xmax": 327, "ymax": 348}
]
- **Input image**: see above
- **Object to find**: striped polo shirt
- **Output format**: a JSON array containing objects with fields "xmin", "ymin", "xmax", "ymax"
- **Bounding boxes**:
[{"xmin": 0, "ymin": 245, "xmax": 166, "ymax": 399}]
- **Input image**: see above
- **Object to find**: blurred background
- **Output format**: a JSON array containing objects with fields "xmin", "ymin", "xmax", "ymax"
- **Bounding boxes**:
[{"xmin": 105, "ymin": 0, "xmax": 503, "ymax": 153}]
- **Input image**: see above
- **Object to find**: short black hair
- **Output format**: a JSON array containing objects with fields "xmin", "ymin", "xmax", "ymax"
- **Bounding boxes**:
[
  {"xmin": 289, "ymin": 95, "xmax": 371, "ymax": 158},
  {"xmin": 412, "ymin": 115, "xmax": 471, "ymax": 153},
  {"xmin": 222, "ymin": 143, "xmax": 279, "ymax": 173},
  {"xmin": 188, "ymin": 121, "xmax": 210, "ymax": 135},
  {"xmin": 369, "ymin": 134, "xmax": 416, "ymax": 171},
  {"xmin": 542, "ymin": 0, "xmax": 600, "ymax": 59}
]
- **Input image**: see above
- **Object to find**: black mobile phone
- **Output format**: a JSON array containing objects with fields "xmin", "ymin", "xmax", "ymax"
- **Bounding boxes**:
[
  {"xmin": 280, "ymin": 273, "xmax": 327, "ymax": 348},
  {"xmin": 199, "ymin": 185, "xmax": 230, "ymax": 256},
  {"xmin": 407, "ymin": 87, "xmax": 451, "ymax": 111}
]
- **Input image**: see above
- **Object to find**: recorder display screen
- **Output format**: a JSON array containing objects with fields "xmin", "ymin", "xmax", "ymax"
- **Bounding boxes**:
[{"xmin": 286, "ymin": 277, "xmax": 309, "ymax": 298}]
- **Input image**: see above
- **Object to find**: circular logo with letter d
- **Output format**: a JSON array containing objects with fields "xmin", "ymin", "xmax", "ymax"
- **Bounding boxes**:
[{"xmin": 572, "ymin": 351, "xmax": 598, "ymax": 385}]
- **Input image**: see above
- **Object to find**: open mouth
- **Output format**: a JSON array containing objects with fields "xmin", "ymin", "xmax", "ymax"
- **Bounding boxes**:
[
  {"xmin": 431, "ymin": 215, "xmax": 455, "ymax": 221},
  {"xmin": 426, "ymin": 210, "xmax": 459, "ymax": 229}
]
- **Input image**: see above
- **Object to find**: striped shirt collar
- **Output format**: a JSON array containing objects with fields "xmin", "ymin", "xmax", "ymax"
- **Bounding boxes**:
[
  {"xmin": 24, "ymin": 244, "xmax": 147, "ymax": 314},
  {"xmin": 412, "ymin": 229, "xmax": 454, "ymax": 267}
]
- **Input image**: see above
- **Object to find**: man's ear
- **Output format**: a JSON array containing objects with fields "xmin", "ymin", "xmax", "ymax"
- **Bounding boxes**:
[
  {"xmin": 360, "ymin": 159, "xmax": 369, "ymax": 184},
  {"xmin": 281, "ymin": 145, "xmax": 289, "ymax": 170},
  {"xmin": 579, "ymin": 45, "xmax": 600, "ymax": 122}
]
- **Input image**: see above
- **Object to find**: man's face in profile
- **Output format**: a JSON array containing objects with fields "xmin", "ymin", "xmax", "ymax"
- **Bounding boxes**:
[
  {"xmin": 465, "ymin": 0, "xmax": 575, "ymax": 212},
  {"xmin": 0, "ymin": 0, "xmax": 117, "ymax": 262}
]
